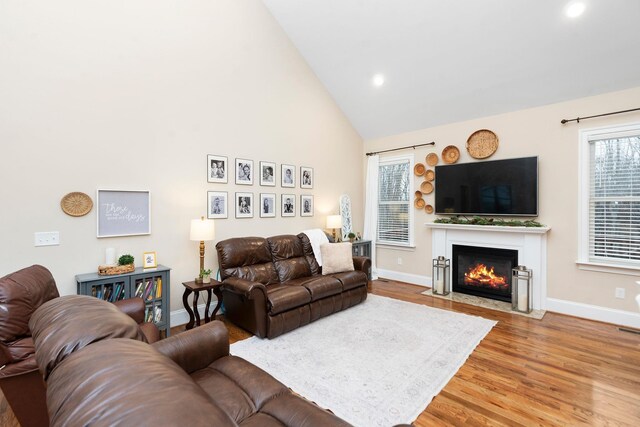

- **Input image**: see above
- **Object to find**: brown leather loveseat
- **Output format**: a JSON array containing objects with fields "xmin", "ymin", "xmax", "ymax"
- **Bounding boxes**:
[
  {"xmin": 216, "ymin": 233, "xmax": 370, "ymax": 338},
  {"xmin": 29, "ymin": 295, "xmax": 352, "ymax": 426}
]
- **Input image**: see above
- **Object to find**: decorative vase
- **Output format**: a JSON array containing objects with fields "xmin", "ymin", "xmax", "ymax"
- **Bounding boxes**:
[{"xmin": 202, "ymin": 274, "xmax": 211, "ymax": 284}]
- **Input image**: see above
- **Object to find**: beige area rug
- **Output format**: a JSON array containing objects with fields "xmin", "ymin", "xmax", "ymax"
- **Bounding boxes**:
[
  {"xmin": 230, "ymin": 294, "xmax": 496, "ymax": 427},
  {"xmin": 421, "ymin": 289, "xmax": 546, "ymax": 320}
]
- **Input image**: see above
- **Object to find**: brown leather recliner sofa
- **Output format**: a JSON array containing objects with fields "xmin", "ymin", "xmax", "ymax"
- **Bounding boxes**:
[
  {"xmin": 0, "ymin": 265, "xmax": 160, "ymax": 427},
  {"xmin": 216, "ymin": 233, "xmax": 370, "ymax": 338},
  {"xmin": 29, "ymin": 295, "xmax": 352, "ymax": 426}
]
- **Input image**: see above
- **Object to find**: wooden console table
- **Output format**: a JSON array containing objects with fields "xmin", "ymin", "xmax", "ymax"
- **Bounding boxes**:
[{"xmin": 182, "ymin": 280, "xmax": 223, "ymax": 330}]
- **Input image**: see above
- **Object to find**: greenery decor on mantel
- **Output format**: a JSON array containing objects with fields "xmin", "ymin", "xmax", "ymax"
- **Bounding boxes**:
[{"xmin": 434, "ymin": 217, "xmax": 545, "ymax": 227}]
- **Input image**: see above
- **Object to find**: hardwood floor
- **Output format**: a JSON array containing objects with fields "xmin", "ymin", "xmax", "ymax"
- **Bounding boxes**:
[{"xmin": 3, "ymin": 279, "xmax": 638, "ymax": 426}]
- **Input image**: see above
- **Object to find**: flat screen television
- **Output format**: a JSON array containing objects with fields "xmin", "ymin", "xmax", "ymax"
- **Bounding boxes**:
[{"xmin": 434, "ymin": 156, "xmax": 538, "ymax": 216}]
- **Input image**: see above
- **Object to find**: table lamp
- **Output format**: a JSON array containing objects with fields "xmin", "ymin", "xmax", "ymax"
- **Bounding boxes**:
[
  {"xmin": 326, "ymin": 215, "xmax": 342, "ymax": 242},
  {"xmin": 190, "ymin": 216, "xmax": 215, "ymax": 283}
]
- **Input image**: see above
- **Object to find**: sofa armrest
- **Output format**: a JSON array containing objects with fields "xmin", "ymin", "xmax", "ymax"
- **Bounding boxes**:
[
  {"xmin": 223, "ymin": 277, "xmax": 268, "ymax": 300},
  {"xmin": 352, "ymin": 256, "xmax": 371, "ymax": 275},
  {"xmin": 152, "ymin": 320, "xmax": 229, "ymax": 374},
  {"xmin": 113, "ymin": 297, "xmax": 145, "ymax": 324}
]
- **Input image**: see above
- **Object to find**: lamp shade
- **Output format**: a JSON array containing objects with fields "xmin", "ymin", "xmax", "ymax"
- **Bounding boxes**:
[
  {"xmin": 326, "ymin": 215, "xmax": 342, "ymax": 229},
  {"xmin": 190, "ymin": 218, "xmax": 215, "ymax": 241}
]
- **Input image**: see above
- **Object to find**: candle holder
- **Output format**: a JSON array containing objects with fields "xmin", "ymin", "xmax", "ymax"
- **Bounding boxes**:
[
  {"xmin": 432, "ymin": 256, "xmax": 450, "ymax": 296},
  {"xmin": 512, "ymin": 265, "xmax": 533, "ymax": 313}
]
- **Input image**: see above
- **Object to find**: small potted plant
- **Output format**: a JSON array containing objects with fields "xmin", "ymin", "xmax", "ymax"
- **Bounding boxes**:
[
  {"xmin": 200, "ymin": 268, "xmax": 212, "ymax": 284},
  {"xmin": 348, "ymin": 232, "xmax": 356, "ymax": 243},
  {"xmin": 118, "ymin": 254, "xmax": 134, "ymax": 266}
]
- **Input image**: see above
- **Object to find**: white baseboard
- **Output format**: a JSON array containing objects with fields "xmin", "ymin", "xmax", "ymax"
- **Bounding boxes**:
[
  {"xmin": 170, "ymin": 300, "xmax": 219, "ymax": 327},
  {"xmin": 376, "ymin": 269, "xmax": 431, "ymax": 287},
  {"xmin": 546, "ymin": 297, "xmax": 640, "ymax": 329}
]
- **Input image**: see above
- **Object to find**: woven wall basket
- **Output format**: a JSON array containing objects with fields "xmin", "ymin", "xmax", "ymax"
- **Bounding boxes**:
[{"xmin": 466, "ymin": 129, "xmax": 499, "ymax": 159}]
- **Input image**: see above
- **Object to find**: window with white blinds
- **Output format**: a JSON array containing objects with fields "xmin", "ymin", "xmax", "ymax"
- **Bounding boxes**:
[
  {"xmin": 582, "ymin": 124, "xmax": 640, "ymax": 268},
  {"xmin": 377, "ymin": 155, "xmax": 414, "ymax": 246}
]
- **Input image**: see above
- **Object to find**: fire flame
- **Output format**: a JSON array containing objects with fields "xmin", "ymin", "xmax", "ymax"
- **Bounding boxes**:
[{"xmin": 464, "ymin": 263, "xmax": 508, "ymax": 288}]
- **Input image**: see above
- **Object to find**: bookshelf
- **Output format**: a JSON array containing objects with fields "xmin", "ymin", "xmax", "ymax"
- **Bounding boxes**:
[{"xmin": 76, "ymin": 265, "xmax": 170, "ymax": 337}]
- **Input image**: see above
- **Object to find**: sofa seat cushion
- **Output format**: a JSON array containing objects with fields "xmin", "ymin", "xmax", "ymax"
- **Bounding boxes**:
[
  {"xmin": 259, "ymin": 393, "xmax": 352, "ymax": 427},
  {"xmin": 266, "ymin": 284, "xmax": 312, "ymax": 315},
  {"xmin": 193, "ymin": 355, "xmax": 288, "ymax": 424},
  {"xmin": 331, "ymin": 271, "xmax": 368, "ymax": 291},
  {"xmin": 4, "ymin": 336, "xmax": 34, "ymax": 364},
  {"xmin": 298, "ymin": 276, "xmax": 343, "ymax": 301}
]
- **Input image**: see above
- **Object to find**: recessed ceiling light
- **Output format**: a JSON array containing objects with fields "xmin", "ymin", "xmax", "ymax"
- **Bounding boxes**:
[
  {"xmin": 566, "ymin": 2, "xmax": 586, "ymax": 18},
  {"xmin": 372, "ymin": 74, "xmax": 385, "ymax": 87}
]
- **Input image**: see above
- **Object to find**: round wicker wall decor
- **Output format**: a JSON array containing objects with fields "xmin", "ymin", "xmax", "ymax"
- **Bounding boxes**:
[
  {"xmin": 61, "ymin": 192, "xmax": 93, "ymax": 217},
  {"xmin": 466, "ymin": 129, "xmax": 499, "ymax": 159}
]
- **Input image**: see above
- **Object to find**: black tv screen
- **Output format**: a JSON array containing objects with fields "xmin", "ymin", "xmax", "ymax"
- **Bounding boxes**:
[{"xmin": 435, "ymin": 156, "xmax": 538, "ymax": 216}]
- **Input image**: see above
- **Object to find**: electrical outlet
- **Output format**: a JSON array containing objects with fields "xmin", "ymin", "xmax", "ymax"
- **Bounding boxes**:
[
  {"xmin": 34, "ymin": 231, "xmax": 60, "ymax": 247},
  {"xmin": 397, "ymin": 257, "xmax": 402, "ymax": 265},
  {"xmin": 615, "ymin": 288, "xmax": 625, "ymax": 299}
]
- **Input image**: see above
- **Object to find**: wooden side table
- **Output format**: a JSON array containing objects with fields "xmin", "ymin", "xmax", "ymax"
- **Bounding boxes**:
[{"xmin": 182, "ymin": 280, "xmax": 223, "ymax": 330}]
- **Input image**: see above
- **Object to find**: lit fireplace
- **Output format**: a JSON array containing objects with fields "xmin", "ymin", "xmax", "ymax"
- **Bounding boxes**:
[
  {"xmin": 464, "ymin": 263, "xmax": 509, "ymax": 290},
  {"xmin": 452, "ymin": 245, "xmax": 517, "ymax": 302}
]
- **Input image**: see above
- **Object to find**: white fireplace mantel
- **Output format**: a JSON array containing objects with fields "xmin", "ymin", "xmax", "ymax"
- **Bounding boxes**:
[{"xmin": 425, "ymin": 222, "xmax": 551, "ymax": 310}]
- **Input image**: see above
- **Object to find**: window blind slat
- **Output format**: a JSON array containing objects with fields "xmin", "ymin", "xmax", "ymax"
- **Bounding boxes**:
[{"xmin": 378, "ymin": 159, "xmax": 411, "ymax": 244}]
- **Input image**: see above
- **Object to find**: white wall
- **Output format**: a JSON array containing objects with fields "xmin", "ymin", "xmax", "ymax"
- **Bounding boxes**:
[
  {"xmin": 0, "ymin": 0, "xmax": 363, "ymax": 316},
  {"xmin": 366, "ymin": 86, "xmax": 640, "ymax": 319}
]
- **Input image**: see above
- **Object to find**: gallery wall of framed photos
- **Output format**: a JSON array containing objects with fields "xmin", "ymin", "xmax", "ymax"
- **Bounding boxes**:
[{"xmin": 206, "ymin": 155, "xmax": 314, "ymax": 220}]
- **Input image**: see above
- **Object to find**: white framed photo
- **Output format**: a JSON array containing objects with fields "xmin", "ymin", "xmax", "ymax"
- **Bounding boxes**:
[
  {"xmin": 281, "ymin": 164, "xmax": 295, "ymax": 188},
  {"xmin": 235, "ymin": 192, "xmax": 253, "ymax": 218},
  {"xmin": 235, "ymin": 158, "xmax": 254, "ymax": 185},
  {"xmin": 260, "ymin": 193, "xmax": 276, "ymax": 218},
  {"xmin": 301, "ymin": 195, "xmax": 314, "ymax": 217},
  {"xmin": 300, "ymin": 166, "xmax": 313, "ymax": 189},
  {"xmin": 207, "ymin": 191, "xmax": 228, "ymax": 219},
  {"xmin": 143, "ymin": 251, "xmax": 157, "ymax": 269},
  {"xmin": 207, "ymin": 155, "xmax": 228, "ymax": 183},
  {"xmin": 281, "ymin": 194, "xmax": 296, "ymax": 217},
  {"xmin": 260, "ymin": 161, "xmax": 276, "ymax": 186}
]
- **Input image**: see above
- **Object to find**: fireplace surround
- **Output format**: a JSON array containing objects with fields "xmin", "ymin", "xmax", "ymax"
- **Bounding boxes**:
[{"xmin": 426, "ymin": 223, "xmax": 550, "ymax": 310}]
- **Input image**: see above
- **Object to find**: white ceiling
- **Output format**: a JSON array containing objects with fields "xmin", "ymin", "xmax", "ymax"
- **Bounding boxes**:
[{"xmin": 262, "ymin": 0, "xmax": 640, "ymax": 140}]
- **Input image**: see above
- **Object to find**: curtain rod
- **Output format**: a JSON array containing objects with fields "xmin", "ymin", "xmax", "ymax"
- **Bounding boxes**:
[
  {"xmin": 366, "ymin": 141, "xmax": 435, "ymax": 156},
  {"xmin": 560, "ymin": 107, "xmax": 640, "ymax": 124}
]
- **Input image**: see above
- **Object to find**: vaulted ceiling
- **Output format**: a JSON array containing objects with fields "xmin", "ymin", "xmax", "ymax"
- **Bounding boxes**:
[{"xmin": 262, "ymin": 0, "xmax": 640, "ymax": 139}]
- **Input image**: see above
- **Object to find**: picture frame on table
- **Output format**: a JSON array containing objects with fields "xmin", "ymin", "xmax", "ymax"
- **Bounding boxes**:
[
  {"xmin": 300, "ymin": 166, "xmax": 313, "ymax": 189},
  {"xmin": 235, "ymin": 158, "xmax": 254, "ymax": 185},
  {"xmin": 281, "ymin": 164, "xmax": 295, "ymax": 188},
  {"xmin": 281, "ymin": 194, "xmax": 295, "ymax": 217},
  {"xmin": 301, "ymin": 195, "xmax": 314, "ymax": 217},
  {"xmin": 260, "ymin": 193, "xmax": 276, "ymax": 218},
  {"xmin": 207, "ymin": 155, "xmax": 228, "ymax": 183},
  {"xmin": 143, "ymin": 251, "xmax": 157, "ymax": 269},
  {"xmin": 235, "ymin": 192, "xmax": 254, "ymax": 218},
  {"xmin": 260, "ymin": 161, "xmax": 276, "ymax": 186},
  {"xmin": 207, "ymin": 191, "xmax": 228, "ymax": 219}
]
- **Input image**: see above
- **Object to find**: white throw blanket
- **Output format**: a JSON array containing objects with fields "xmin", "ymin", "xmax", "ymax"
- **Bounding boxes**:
[{"xmin": 301, "ymin": 228, "xmax": 329, "ymax": 266}]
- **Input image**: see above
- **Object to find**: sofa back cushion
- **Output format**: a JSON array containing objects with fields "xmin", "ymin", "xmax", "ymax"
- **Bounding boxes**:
[
  {"xmin": 216, "ymin": 237, "xmax": 279, "ymax": 284},
  {"xmin": 296, "ymin": 233, "xmax": 321, "ymax": 276},
  {"xmin": 0, "ymin": 265, "xmax": 59, "ymax": 342},
  {"xmin": 45, "ymin": 338, "xmax": 236, "ymax": 427},
  {"xmin": 29, "ymin": 295, "xmax": 145, "ymax": 380},
  {"xmin": 267, "ymin": 235, "xmax": 312, "ymax": 282}
]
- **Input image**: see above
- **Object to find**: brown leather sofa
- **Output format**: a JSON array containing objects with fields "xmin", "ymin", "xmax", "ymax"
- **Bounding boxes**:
[
  {"xmin": 216, "ymin": 233, "xmax": 370, "ymax": 338},
  {"xmin": 29, "ymin": 295, "xmax": 352, "ymax": 426},
  {"xmin": 0, "ymin": 265, "xmax": 160, "ymax": 427}
]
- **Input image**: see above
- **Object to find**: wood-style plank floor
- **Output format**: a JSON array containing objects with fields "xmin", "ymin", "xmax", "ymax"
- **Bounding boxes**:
[{"xmin": 3, "ymin": 279, "xmax": 639, "ymax": 426}]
